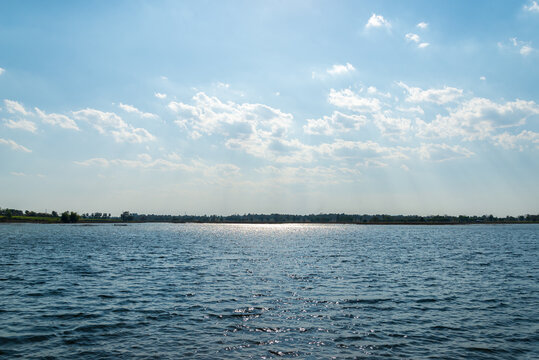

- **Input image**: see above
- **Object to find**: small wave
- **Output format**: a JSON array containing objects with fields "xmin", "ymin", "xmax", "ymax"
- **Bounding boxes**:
[
  {"xmin": 342, "ymin": 298, "xmax": 392, "ymax": 304},
  {"xmin": 41, "ymin": 312, "xmax": 99, "ymax": 320},
  {"xmin": 98, "ymin": 294, "xmax": 116, "ymax": 299},
  {"xmin": 0, "ymin": 333, "xmax": 56, "ymax": 345},
  {"xmin": 416, "ymin": 298, "xmax": 437, "ymax": 303}
]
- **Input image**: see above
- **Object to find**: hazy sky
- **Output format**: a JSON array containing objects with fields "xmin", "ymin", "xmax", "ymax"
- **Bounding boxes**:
[{"xmin": 1, "ymin": 0, "xmax": 538, "ymax": 216}]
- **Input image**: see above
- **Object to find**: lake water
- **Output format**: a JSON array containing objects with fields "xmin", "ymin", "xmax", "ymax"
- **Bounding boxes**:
[{"xmin": 0, "ymin": 223, "xmax": 537, "ymax": 359}]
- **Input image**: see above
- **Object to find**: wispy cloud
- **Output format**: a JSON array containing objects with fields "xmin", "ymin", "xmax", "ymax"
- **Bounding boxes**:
[
  {"xmin": 417, "ymin": 143, "xmax": 474, "ymax": 162},
  {"xmin": 327, "ymin": 63, "xmax": 356, "ymax": 76},
  {"xmin": 504, "ymin": 37, "xmax": 534, "ymax": 56},
  {"xmin": 405, "ymin": 33, "xmax": 429, "ymax": 49},
  {"xmin": 4, "ymin": 119, "xmax": 37, "ymax": 133},
  {"xmin": 416, "ymin": 22, "xmax": 428, "ymax": 29},
  {"xmin": 0, "ymin": 67, "xmax": 5, "ymax": 75},
  {"xmin": 155, "ymin": 92, "xmax": 167, "ymax": 99},
  {"xmin": 328, "ymin": 88, "xmax": 381, "ymax": 113},
  {"xmin": 0, "ymin": 138, "xmax": 32, "ymax": 152},
  {"xmin": 119, "ymin": 103, "xmax": 158, "ymax": 119},
  {"xmin": 524, "ymin": 1, "xmax": 539, "ymax": 12},
  {"xmin": 35, "ymin": 108, "xmax": 79, "ymax": 130},
  {"xmin": 303, "ymin": 111, "xmax": 366, "ymax": 135},
  {"xmin": 373, "ymin": 113, "xmax": 412, "ymax": 138},
  {"xmin": 520, "ymin": 45, "xmax": 533, "ymax": 56},
  {"xmin": 494, "ymin": 130, "xmax": 539, "ymax": 150},
  {"xmin": 405, "ymin": 33, "xmax": 420, "ymax": 43},
  {"xmin": 10, "ymin": 172, "xmax": 25, "ymax": 176},
  {"xmin": 73, "ymin": 108, "xmax": 155, "ymax": 143},
  {"xmin": 398, "ymin": 82, "xmax": 463, "ymax": 104},
  {"xmin": 256, "ymin": 165, "xmax": 361, "ymax": 185},
  {"xmin": 4, "ymin": 99, "xmax": 30, "ymax": 115},
  {"xmin": 365, "ymin": 13, "xmax": 391, "ymax": 30},
  {"xmin": 74, "ymin": 156, "xmax": 242, "ymax": 180}
]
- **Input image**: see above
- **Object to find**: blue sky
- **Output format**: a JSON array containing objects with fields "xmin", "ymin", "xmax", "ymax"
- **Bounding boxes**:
[{"xmin": 1, "ymin": 0, "xmax": 538, "ymax": 216}]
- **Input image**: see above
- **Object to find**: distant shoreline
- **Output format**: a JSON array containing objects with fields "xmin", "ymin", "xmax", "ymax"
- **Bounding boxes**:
[
  {"xmin": 2, "ymin": 211, "xmax": 538, "ymax": 225},
  {"xmin": 1, "ymin": 218, "xmax": 537, "ymax": 225}
]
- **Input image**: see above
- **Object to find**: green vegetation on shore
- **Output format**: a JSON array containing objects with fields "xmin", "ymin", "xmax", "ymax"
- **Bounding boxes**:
[{"xmin": 1, "ymin": 208, "xmax": 538, "ymax": 224}]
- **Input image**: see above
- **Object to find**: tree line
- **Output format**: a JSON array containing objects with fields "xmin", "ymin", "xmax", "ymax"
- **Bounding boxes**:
[
  {"xmin": 1, "ymin": 208, "xmax": 538, "ymax": 224},
  {"xmin": 119, "ymin": 211, "xmax": 539, "ymax": 224}
]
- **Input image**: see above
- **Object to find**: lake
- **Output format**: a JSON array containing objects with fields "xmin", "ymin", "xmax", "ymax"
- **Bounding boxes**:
[{"xmin": 0, "ymin": 223, "xmax": 537, "ymax": 359}]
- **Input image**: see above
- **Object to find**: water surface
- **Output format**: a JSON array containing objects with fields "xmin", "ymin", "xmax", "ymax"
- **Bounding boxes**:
[{"xmin": 1, "ymin": 223, "xmax": 537, "ymax": 358}]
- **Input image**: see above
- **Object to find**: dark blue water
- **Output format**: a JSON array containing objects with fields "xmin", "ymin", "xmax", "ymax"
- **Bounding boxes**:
[{"xmin": 0, "ymin": 223, "xmax": 537, "ymax": 359}]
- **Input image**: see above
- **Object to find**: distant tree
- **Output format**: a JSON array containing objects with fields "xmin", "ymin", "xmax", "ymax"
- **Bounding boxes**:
[
  {"xmin": 51, "ymin": 210, "xmax": 58, "ymax": 217},
  {"xmin": 121, "ymin": 211, "xmax": 134, "ymax": 221},
  {"xmin": 69, "ymin": 212, "xmax": 80, "ymax": 223},
  {"xmin": 61, "ymin": 211, "xmax": 70, "ymax": 223},
  {"xmin": 5, "ymin": 209, "xmax": 12, "ymax": 219}
]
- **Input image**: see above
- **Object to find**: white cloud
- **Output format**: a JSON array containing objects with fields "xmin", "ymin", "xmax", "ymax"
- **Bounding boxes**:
[
  {"xmin": 366, "ymin": 86, "xmax": 391, "ymax": 98},
  {"xmin": 74, "ymin": 156, "xmax": 241, "ymax": 180},
  {"xmin": 4, "ymin": 119, "xmax": 37, "ymax": 133},
  {"xmin": 73, "ymin": 108, "xmax": 155, "ymax": 143},
  {"xmin": 405, "ymin": 33, "xmax": 429, "ymax": 48},
  {"xmin": 169, "ymin": 92, "xmax": 308, "ymax": 162},
  {"xmin": 507, "ymin": 37, "xmax": 534, "ymax": 56},
  {"xmin": 10, "ymin": 172, "xmax": 25, "ymax": 176},
  {"xmin": 373, "ymin": 113, "xmax": 412, "ymax": 137},
  {"xmin": 155, "ymin": 92, "xmax": 167, "ymax": 99},
  {"xmin": 416, "ymin": 97, "xmax": 539, "ymax": 141},
  {"xmin": 0, "ymin": 138, "xmax": 31, "ymax": 153},
  {"xmin": 356, "ymin": 159, "xmax": 388, "ymax": 168},
  {"xmin": 417, "ymin": 143, "xmax": 474, "ymax": 162},
  {"xmin": 524, "ymin": 1, "xmax": 539, "ymax": 12},
  {"xmin": 416, "ymin": 22, "xmax": 428, "ymax": 29},
  {"xmin": 318, "ymin": 139, "xmax": 409, "ymax": 161},
  {"xmin": 4, "ymin": 99, "xmax": 30, "ymax": 115},
  {"xmin": 303, "ymin": 111, "xmax": 366, "ymax": 135},
  {"xmin": 365, "ymin": 13, "xmax": 391, "ymax": 29},
  {"xmin": 493, "ymin": 130, "xmax": 539, "ymax": 150},
  {"xmin": 167, "ymin": 152, "xmax": 182, "ymax": 161},
  {"xmin": 137, "ymin": 153, "xmax": 152, "ymax": 162},
  {"xmin": 480, "ymin": 76, "xmax": 486, "ymax": 81},
  {"xmin": 328, "ymin": 88, "xmax": 381, "ymax": 113},
  {"xmin": 398, "ymin": 82, "xmax": 463, "ymax": 104},
  {"xmin": 396, "ymin": 105, "xmax": 424, "ymax": 114},
  {"xmin": 400, "ymin": 164, "xmax": 410, "ymax": 171},
  {"xmin": 119, "ymin": 103, "xmax": 157, "ymax": 119},
  {"xmin": 405, "ymin": 33, "xmax": 420, "ymax": 43},
  {"xmin": 520, "ymin": 45, "xmax": 533, "ymax": 56},
  {"xmin": 73, "ymin": 158, "xmax": 110, "ymax": 167},
  {"xmin": 0, "ymin": 67, "xmax": 5, "ymax": 75},
  {"xmin": 327, "ymin": 63, "xmax": 356, "ymax": 75},
  {"xmin": 35, "ymin": 108, "xmax": 79, "ymax": 130}
]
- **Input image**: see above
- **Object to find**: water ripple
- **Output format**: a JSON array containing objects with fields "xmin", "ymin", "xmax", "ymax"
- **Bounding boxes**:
[{"xmin": 0, "ymin": 223, "xmax": 537, "ymax": 359}]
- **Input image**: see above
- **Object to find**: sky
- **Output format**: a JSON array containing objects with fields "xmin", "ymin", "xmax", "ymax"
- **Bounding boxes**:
[{"xmin": 1, "ymin": 0, "xmax": 538, "ymax": 216}]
